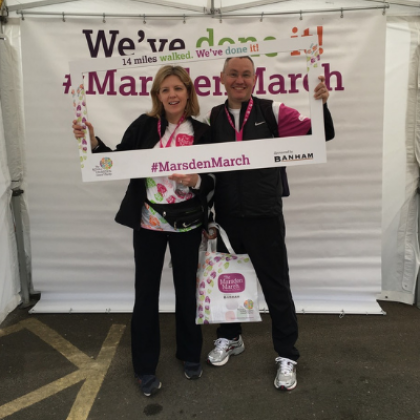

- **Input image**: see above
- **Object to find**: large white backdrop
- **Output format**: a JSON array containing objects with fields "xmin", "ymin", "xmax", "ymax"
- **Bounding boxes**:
[{"xmin": 20, "ymin": 11, "xmax": 385, "ymax": 314}]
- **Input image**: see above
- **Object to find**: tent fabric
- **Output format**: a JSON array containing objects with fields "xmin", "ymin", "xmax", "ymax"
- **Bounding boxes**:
[
  {"xmin": 0, "ymin": 20, "xmax": 23, "ymax": 324},
  {"xmin": 380, "ymin": 16, "xmax": 420, "ymax": 305},
  {"xmin": 0, "ymin": 1, "xmax": 420, "ymax": 322}
]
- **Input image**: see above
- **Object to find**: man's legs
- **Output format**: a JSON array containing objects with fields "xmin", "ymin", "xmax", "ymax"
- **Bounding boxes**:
[
  {"xmin": 209, "ymin": 215, "xmax": 299, "ymax": 388},
  {"xmin": 240, "ymin": 215, "xmax": 299, "ymax": 361},
  {"xmin": 238, "ymin": 214, "xmax": 299, "ymax": 391}
]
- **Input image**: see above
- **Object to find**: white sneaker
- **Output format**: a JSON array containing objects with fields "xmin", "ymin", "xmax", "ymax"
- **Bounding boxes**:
[
  {"xmin": 274, "ymin": 357, "xmax": 297, "ymax": 391},
  {"xmin": 207, "ymin": 335, "xmax": 245, "ymax": 366}
]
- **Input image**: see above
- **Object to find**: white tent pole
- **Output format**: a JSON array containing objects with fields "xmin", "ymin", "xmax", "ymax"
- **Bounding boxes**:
[{"xmin": 11, "ymin": 4, "xmax": 390, "ymax": 18}]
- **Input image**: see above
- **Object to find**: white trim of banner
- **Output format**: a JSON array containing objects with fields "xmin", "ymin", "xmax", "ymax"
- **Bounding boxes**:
[
  {"xmin": 30, "ymin": 293, "xmax": 385, "ymax": 315},
  {"xmin": 69, "ymin": 36, "xmax": 327, "ymax": 182}
]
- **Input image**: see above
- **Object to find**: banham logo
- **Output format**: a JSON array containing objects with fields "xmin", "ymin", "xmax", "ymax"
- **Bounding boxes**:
[{"xmin": 274, "ymin": 153, "xmax": 314, "ymax": 163}]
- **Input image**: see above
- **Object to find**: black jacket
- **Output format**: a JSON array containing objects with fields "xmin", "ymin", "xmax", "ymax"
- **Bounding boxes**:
[
  {"xmin": 210, "ymin": 97, "xmax": 335, "ymax": 218},
  {"xmin": 94, "ymin": 114, "xmax": 214, "ymax": 230}
]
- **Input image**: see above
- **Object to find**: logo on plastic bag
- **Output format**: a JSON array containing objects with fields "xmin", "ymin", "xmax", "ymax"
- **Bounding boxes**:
[{"xmin": 218, "ymin": 273, "xmax": 245, "ymax": 293}]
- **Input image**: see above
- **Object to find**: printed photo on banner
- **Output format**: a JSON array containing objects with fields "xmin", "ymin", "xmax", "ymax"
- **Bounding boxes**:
[{"xmin": 69, "ymin": 36, "xmax": 327, "ymax": 182}]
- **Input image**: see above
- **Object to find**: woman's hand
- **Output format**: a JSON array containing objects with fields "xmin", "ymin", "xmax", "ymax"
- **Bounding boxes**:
[
  {"xmin": 72, "ymin": 120, "xmax": 98, "ymax": 150},
  {"xmin": 168, "ymin": 173, "xmax": 200, "ymax": 189}
]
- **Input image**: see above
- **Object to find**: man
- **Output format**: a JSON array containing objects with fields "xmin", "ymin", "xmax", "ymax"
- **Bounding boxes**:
[{"xmin": 206, "ymin": 56, "xmax": 334, "ymax": 391}]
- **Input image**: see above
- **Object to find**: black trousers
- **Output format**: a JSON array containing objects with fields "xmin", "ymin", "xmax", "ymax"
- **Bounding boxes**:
[
  {"xmin": 132, "ymin": 227, "xmax": 203, "ymax": 376},
  {"xmin": 216, "ymin": 214, "xmax": 299, "ymax": 361}
]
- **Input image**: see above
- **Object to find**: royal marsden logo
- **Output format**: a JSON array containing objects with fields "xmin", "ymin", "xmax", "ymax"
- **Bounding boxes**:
[{"xmin": 100, "ymin": 157, "xmax": 113, "ymax": 170}]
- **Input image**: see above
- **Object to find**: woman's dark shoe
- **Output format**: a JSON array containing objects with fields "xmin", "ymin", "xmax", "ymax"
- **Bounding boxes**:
[
  {"xmin": 137, "ymin": 374, "xmax": 162, "ymax": 396},
  {"xmin": 184, "ymin": 362, "xmax": 203, "ymax": 379}
]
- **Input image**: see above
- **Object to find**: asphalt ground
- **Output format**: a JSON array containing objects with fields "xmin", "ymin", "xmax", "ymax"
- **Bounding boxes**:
[{"xmin": 0, "ymin": 300, "xmax": 420, "ymax": 420}]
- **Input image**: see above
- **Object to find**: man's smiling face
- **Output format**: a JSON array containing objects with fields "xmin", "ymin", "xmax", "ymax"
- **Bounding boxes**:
[{"xmin": 220, "ymin": 57, "xmax": 256, "ymax": 109}]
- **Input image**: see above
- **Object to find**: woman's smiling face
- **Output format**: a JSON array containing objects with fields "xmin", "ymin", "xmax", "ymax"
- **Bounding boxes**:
[{"xmin": 157, "ymin": 75, "xmax": 189, "ymax": 123}]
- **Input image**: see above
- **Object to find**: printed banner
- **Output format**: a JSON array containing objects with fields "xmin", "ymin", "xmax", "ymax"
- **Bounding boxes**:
[
  {"xmin": 69, "ymin": 36, "xmax": 326, "ymax": 181},
  {"xmin": 21, "ymin": 13, "xmax": 385, "ymax": 314}
]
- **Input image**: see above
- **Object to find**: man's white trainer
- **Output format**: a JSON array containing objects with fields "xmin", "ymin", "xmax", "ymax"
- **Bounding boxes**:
[
  {"xmin": 207, "ymin": 335, "xmax": 245, "ymax": 366},
  {"xmin": 274, "ymin": 357, "xmax": 297, "ymax": 391}
]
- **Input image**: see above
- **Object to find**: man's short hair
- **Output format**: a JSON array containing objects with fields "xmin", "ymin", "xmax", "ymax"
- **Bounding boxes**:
[{"xmin": 222, "ymin": 56, "xmax": 255, "ymax": 74}]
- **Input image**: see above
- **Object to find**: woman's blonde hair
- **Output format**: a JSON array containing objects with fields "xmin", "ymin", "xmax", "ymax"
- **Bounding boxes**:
[{"xmin": 148, "ymin": 65, "xmax": 200, "ymax": 119}]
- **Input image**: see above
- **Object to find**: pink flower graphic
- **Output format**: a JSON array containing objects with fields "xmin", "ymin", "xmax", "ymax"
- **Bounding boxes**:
[
  {"xmin": 157, "ymin": 184, "xmax": 167, "ymax": 195},
  {"xmin": 166, "ymin": 196, "xmax": 176, "ymax": 204}
]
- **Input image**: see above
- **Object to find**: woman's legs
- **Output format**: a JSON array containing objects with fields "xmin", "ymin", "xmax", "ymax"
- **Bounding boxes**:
[
  {"xmin": 132, "ymin": 229, "xmax": 168, "ymax": 376},
  {"xmin": 168, "ymin": 228, "xmax": 203, "ymax": 363}
]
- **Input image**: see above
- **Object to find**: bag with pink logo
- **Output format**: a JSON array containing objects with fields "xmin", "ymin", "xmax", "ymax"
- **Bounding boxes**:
[{"xmin": 195, "ymin": 224, "xmax": 261, "ymax": 325}]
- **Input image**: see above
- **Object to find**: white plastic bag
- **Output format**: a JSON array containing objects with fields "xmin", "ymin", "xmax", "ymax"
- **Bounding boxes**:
[{"xmin": 195, "ymin": 224, "xmax": 261, "ymax": 325}]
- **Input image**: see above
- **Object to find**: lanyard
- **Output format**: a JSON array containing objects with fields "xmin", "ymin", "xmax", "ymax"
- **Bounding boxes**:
[
  {"xmin": 224, "ymin": 97, "xmax": 253, "ymax": 142},
  {"xmin": 157, "ymin": 115, "xmax": 185, "ymax": 148}
]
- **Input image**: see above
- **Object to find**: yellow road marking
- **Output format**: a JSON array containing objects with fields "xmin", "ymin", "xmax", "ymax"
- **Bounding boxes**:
[
  {"xmin": 0, "ymin": 371, "xmax": 86, "ymax": 418},
  {"xmin": 0, "ymin": 318, "xmax": 126, "ymax": 420},
  {"xmin": 67, "ymin": 324, "xmax": 126, "ymax": 420},
  {"xmin": 0, "ymin": 323, "xmax": 24, "ymax": 337},
  {"xmin": 23, "ymin": 318, "xmax": 93, "ymax": 368}
]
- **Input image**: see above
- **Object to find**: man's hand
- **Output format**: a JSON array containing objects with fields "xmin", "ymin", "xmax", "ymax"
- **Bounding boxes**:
[{"xmin": 314, "ymin": 75, "xmax": 329, "ymax": 104}]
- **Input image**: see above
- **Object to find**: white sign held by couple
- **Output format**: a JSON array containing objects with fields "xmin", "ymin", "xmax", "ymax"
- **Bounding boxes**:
[{"xmin": 70, "ymin": 36, "xmax": 326, "ymax": 182}]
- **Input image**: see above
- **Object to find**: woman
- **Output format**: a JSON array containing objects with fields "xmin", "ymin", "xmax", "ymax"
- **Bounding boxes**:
[{"xmin": 72, "ymin": 66, "xmax": 214, "ymax": 397}]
